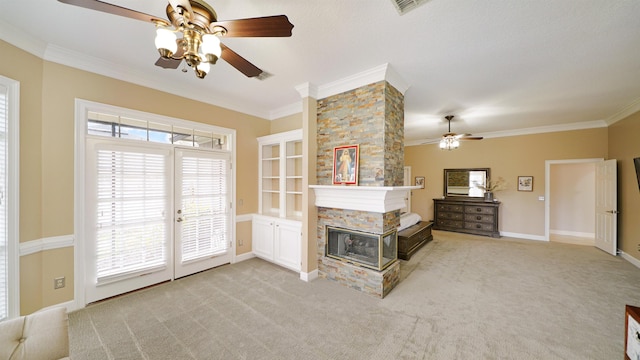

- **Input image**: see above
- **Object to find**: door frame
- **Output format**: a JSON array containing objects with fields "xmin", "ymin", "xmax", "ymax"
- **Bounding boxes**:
[
  {"xmin": 544, "ymin": 158, "xmax": 603, "ymax": 242},
  {"xmin": 73, "ymin": 99, "xmax": 236, "ymax": 310}
]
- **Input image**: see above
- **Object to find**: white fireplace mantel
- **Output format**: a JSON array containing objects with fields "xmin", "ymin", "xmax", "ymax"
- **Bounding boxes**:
[{"xmin": 309, "ymin": 185, "xmax": 420, "ymax": 213}]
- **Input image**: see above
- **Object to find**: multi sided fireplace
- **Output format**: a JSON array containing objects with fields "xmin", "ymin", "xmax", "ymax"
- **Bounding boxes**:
[{"xmin": 326, "ymin": 226, "xmax": 397, "ymax": 271}]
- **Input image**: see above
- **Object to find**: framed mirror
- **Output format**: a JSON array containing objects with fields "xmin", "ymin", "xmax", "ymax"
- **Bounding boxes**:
[{"xmin": 443, "ymin": 168, "xmax": 490, "ymax": 198}]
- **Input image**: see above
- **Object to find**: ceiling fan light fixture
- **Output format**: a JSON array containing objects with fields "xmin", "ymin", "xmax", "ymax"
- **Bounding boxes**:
[
  {"xmin": 154, "ymin": 27, "xmax": 178, "ymax": 58},
  {"xmin": 200, "ymin": 34, "xmax": 221, "ymax": 64},
  {"xmin": 439, "ymin": 136, "xmax": 459, "ymax": 150},
  {"xmin": 195, "ymin": 61, "xmax": 210, "ymax": 78}
]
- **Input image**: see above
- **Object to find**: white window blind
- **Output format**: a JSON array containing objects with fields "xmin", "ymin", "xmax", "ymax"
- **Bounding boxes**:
[
  {"xmin": 0, "ymin": 85, "xmax": 7, "ymax": 320},
  {"xmin": 180, "ymin": 155, "xmax": 228, "ymax": 262},
  {"xmin": 96, "ymin": 148, "xmax": 168, "ymax": 283}
]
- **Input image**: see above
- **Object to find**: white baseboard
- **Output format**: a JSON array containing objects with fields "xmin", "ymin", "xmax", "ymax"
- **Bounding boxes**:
[
  {"xmin": 500, "ymin": 232, "xmax": 547, "ymax": 241},
  {"xmin": 20, "ymin": 235, "xmax": 75, "ymax": 256},
  {"xmin": 300, "ymin": 269, "xmax": 318, "ymax": 282},
  {"xmin": 550, "ymin": 229, "xmax": 595, "ymax": 238},
  {"xmin": 621, "ymin": 251, "xmax": 640, "ymax": 270},
  {"xmin": 235, "ymin": 251, "xmax": 256, "ymax": 263}
]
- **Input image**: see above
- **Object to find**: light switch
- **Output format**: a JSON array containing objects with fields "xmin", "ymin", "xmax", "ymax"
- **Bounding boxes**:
[{"xmin": 538, "ymin": 196, "xmax": 545, "ymax": 201}]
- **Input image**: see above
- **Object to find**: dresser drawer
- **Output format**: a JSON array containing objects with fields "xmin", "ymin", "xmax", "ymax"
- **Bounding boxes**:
[
  {"xmin": 437, "ymin": 219, "xmax": 463, "ymax": 228},
  {"xmin": 437, "ymin": 211, "xmax": 464, "ymax": 221},
  {"xmin": 437, "ymin": 203, "xmax": 464, "ymax": 213},
  {"xmin": 464, "ymin": 213, "xmax": 494, "ymax": 223},
  {"xmin": 464, "ymin": 222, "xmax": 495, "ymax": 232},
  {"xmin": 464, "ymin": 205, "xmax": 496, "ymax": 215}
]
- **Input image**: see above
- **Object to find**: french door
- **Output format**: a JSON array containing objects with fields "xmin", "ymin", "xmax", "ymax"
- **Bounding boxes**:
[
  {"xmin": 174, "ymin": 149, "xmax": 231, "ymax": 278},
  {"xmin": 85, "ymin": 141, "xmax": 231, "ymax": 303}
]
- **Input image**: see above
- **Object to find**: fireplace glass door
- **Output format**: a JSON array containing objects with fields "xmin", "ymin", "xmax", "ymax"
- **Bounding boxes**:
[{"xmin": 326, "ymin": 226, "xmax": 397, "ymax": 271}]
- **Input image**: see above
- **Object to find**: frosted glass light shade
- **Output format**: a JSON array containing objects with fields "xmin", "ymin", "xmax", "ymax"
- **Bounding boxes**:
[
  {"xmin": 155, "ymin": 28, "xmax": 177, "ymax": 55},
  {"xmin": 196, "ymin": 61, "xmax": 210, "ymax": 74},
  {"xmin": 201, "ymin": 34, "xmax": 221, "ymax": 57}
]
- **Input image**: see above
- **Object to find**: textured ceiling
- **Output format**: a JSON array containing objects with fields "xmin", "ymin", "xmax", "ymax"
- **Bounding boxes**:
[{"xmin": 1, "ymin": 0, "xmax": 639, "ymax": 144}]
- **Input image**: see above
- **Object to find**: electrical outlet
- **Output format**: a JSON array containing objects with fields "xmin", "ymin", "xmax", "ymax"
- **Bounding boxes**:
[
  {"xmin": 637, "ymin": 244, "xmax": 640, "ymax": 252},
  {"xmin": 54, "ymin": 277, "xmax": 65, "ymax": 289}
]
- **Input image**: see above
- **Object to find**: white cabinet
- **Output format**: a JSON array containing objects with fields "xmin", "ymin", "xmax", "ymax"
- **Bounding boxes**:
[
  {"xmin": 254, "ymin": 130, "xmax": 303, "ymax": 273},
  {"xmin": 252, "ymin": 215, "xmax": 301, "ymax": 272}
]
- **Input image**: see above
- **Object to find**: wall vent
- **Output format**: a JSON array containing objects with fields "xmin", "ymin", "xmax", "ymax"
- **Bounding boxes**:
[{"xmin": 390, "ymin": 0, "xmax": 429, "ymax": 15}]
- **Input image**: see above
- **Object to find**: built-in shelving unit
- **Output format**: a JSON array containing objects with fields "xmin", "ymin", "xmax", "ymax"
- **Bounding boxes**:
[{"xmin": 255, "ymin": 129, "xmax": 303, "ymax": 272}]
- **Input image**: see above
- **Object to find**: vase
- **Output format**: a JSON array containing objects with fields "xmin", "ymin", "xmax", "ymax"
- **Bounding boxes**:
[{"xmin": 484, "ymin": 191, "xmax": 494, "ymax": 202}]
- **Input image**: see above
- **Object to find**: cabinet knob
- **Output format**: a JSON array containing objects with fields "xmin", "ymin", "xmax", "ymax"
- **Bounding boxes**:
[
  {"xmin": 476, "ymin": 224, "xmax": 482, "ymax": 228},
  {"xmin": 476, "ymin": 215, "xmax": 482, "ymax": 220},
  {"xmin": 476, "ymin": 208, "xmax": 482, "ymax": 212}
]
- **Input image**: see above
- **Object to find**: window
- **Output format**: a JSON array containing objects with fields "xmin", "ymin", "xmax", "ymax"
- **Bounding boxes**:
[{"xmin": 0, "ymin": 76, "xmax": 18, "ymax": 320}]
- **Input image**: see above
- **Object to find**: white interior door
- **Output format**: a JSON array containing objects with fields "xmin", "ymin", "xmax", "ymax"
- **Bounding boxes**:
[
  {"xmin": 174, "ymin": 149, "xmax": 232, "ymax": 278},
  {"xmin": 595, "ymin": 159, "xmax": 618, "ymax": 255}
]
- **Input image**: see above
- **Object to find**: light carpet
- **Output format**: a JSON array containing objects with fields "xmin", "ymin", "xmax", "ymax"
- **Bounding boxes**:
[{"xmin": 69, "ymin": 231, "xmax": 640, "ymax": 359}]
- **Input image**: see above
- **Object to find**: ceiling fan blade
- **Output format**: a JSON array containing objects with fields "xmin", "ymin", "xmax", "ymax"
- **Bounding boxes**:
[
  {"xmin": 154, "ymin": 39, "xmax": 185, "ymax": 69},
  {"xmin": 220, "ymin": 43, "xmax": 263, "ymax": 77},
  {"xmin": 210, "ymin": 15, "xmax": 294, "ymax": 37},
  {"xmin": 57, "ymin": 0, "xmax": 168, "ymax": 26},
  {"xmin": 460, "ymin": 136, "xmax": 484, "ymax": 140},
  {"xmin": 155, "ymin": 57, "xmax": 182, "ymax": 69}
]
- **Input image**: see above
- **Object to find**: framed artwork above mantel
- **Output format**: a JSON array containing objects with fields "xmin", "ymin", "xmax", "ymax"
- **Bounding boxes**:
[{"xmin": 332, "ymin": 145, "xmax": 359, "ymax": 185}]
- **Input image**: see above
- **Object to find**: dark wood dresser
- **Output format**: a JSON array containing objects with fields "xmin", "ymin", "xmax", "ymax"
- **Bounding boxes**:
[
  {"xmin": 397, "ymin": 221, "xmax": 433, "ymax": 260},
  {"xmin": 433, "ymin": 198, "xmax": 500, "ymax": 238}
]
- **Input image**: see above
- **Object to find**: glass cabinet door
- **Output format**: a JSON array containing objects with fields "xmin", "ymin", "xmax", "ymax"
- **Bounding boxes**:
[
  {"xmin": 285, "ymin": 139, "xmax": 303, "ymax": 220},
  {"xmin": 261, "ymin": 143, "xmax": 280, "ymax": 217}
]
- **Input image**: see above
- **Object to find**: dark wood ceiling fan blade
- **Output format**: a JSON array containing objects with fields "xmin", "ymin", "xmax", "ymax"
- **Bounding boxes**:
[
  {"xmin": 220, "ymin": 43, "xmax": 263, "ymax": 77},
  {"xmin": 459, "ymin": 136, "xmax": 484, "ymax": 140},
  {"xmin": 154, "ymin": 39, "xmax": 185, "ymax": 69},
  {"xmin": 211, "ymin": 15, "xmax": 294, "ymax": 37},
  {"xmin": 155, "ymin": 57, "xmax": 182, "ymax": 69},
  {"xmin": 57, "ymin": 0, "xmax": 168, "ymax": 25}
]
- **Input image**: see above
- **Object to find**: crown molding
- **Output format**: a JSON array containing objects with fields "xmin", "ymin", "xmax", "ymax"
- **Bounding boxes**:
[
  {"xmin": 295, "ymin": 82, "xmax": 319, "ymax": 99},
  {"xmin": 315, "ymin": 63, "xmax": 410, "ymax": 100},
  {"xmin": 606, "ymin": 97, "xmax": 640, "ymax": 125},
  {"xmin": 269, "ymin": 102, "xmax": 302, "ymax": 120},
  {"xmin": 405, "ymin": 120, "xmax": 609, "ymax": 147},
  {"xmin": 0, "ymin": 20, "xmax": 47, "ymax": 58}
]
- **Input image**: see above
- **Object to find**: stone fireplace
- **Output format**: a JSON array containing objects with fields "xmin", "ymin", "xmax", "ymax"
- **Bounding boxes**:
[{"xmin": 311, "ymin": 73, "xmax": 409, "ymax": 298}]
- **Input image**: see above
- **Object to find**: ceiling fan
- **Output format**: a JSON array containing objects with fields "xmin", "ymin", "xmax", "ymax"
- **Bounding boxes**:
[
  {"xmin": 439, "ymin": 115, "xmax": 483, "ymax": 150},
  {"xmin": 57, "ymin": 0, "xmax": 294, "ymax": 79}
]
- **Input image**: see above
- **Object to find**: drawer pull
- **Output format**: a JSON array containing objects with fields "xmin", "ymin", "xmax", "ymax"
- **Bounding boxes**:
[
  {"xmin": 476, "ymin": 224, "xmax": 482, "ymax": 228},
  {"xmin": 476, "ymin": 215, "xmax": 482, "ymax": 220},
  {"xmin": 476, "ymin": 208, "xmax": 482, "ymax": 212}
]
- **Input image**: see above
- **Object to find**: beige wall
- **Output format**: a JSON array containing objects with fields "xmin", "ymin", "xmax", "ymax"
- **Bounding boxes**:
[
  {"xmin": 405, "ymin": 128, "xmax": 608, "ymax": 237},
  {"xmin": 271, "ymin": 113, "xmax": 302, "ymax": 134},
  {"xmin": 609, "ymin": 113, "xmax": 640, "ymax": 260},
  {"xmin": 1, "ymin": 40, "xmax": 271, "ymax": 314}
]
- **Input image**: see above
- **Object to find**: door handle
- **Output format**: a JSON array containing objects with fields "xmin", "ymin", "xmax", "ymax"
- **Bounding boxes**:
[
  {"xmin": 606, "ymin": 210, "xmax": 620, "ymax": 214},
  {"xmin": 176, "ymin": 217, "xmax": 184, "ymax": 222}
]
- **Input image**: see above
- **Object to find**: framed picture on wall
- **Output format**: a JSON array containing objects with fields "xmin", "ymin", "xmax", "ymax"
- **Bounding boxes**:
[
  {"xmin": 332, "ymin": 145, "xmax": 359, "ymax": 185},
  {"xmin": 415, "ymin": 176, "xmax": 425, "ymax": 189},
  {"xmin": 518, "ymin": 176, "xmax": 533, "ymax": 191}
]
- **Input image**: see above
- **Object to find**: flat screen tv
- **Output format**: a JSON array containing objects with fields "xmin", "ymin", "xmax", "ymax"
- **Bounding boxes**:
[{"xmin": 634, "ymin": 157, "xmax": 640, "ymax": 191}]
